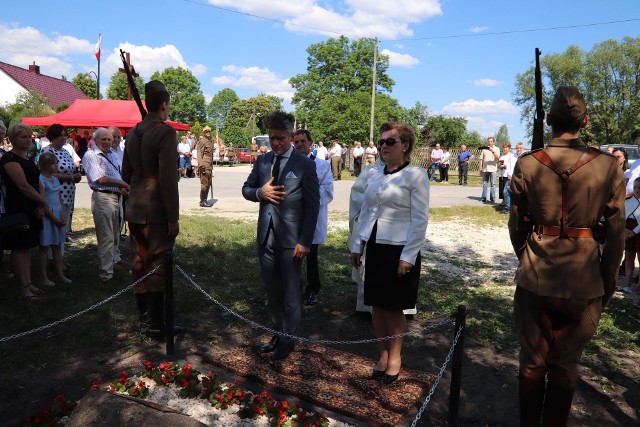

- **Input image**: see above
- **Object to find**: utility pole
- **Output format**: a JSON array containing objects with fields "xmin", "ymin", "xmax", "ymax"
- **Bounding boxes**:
[{"xmin": 369, "ymin": 37, "xmax": 378, "ymax": 144}]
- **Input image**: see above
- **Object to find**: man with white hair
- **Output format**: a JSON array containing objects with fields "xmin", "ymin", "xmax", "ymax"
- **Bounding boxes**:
[{"xmin": 82, "ymin": 127, "xmax": 130, "ymax": 285}]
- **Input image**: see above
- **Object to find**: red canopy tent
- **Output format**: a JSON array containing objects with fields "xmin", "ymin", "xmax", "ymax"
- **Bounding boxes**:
[{"xmin": 22, "ymin": 99, "xmax": 190, "ymax": 131}]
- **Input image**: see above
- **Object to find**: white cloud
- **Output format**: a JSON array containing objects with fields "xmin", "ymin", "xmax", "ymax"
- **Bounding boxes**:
[
  {"xmin": 471, "ymin": 78, "xmax": 501, "ymax": 87},
  {"xmin": 469, "ymin": 25, "xmax": 488, "ymax": 33},
  {"xmin": 442, "ymin": 98, "xmax": 519, "ymax": 117},
  {"xmin": 380, "ymin": 49, "xmax": 419, "ymax": 67},
  {"xmin": 209, "ymin": 0, "xmax": 443, "ymax": 39},
  {"xmin": 211, "ymin": 65, "xmax": 294, "ymax": 101},
  {"xmin": 103, "ymin": 43, "xmax": 189, "ymax": 81},
  {"xmin": 190, "ymin": 64, "xmax": 208, "ymax": 76}
]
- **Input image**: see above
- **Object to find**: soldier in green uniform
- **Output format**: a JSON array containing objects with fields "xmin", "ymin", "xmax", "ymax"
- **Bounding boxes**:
[{"xmin": 197, "ymin": 126, "xmax": 214, "ymax": 207}]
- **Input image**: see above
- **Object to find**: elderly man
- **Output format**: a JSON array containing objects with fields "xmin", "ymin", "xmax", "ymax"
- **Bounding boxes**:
[
  {"xmin": 122, "ymin": 80, "xmax": 180, "ymax": 340},
  {"xmin": 197, "ymin": 126, "xmax": 214, "ymax": 207},
  {"xmin": 242, "ymin": 110, "xmax": 320, "ymax": 361},
  {"xmin": 82, "ymin": 128, "xmax": 130, "ymax": 285}
]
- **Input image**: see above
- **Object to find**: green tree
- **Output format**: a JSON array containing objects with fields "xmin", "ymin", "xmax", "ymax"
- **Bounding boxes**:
[
  {"xmin": 6, "ymin": 90, "xmax": 55, "ymax": 124},
  {"xmin": 150, "ymin": 67, "xmax": 206, "ymax": 123},
  {"xmin": 222, "ymin": 94, "xmax": 283, "ymax": 145},
  {"xmin": 461, "ymin": 130, "xmax": 484, "ymax": 147},
  {"xmin": 420, "ymin": 115, "xmax": 468, "ymax": 147},
  {"xmin": 106, "ymin": 72, "xmax": 145, "ymax": 101},
  {"xmin": 290, "ymin": 36, "xmax": 396, "ymax": 137},
  {"xmin": 495, "ymin": 124, "xmax": 510, "ymax": 144},
  {"xmin": 513, "ymin": 37, "xmax": 640, "ymax": 145},
  {"xmin": 71, "ymin": 73, "xmax": 100, "ymax": 99},
  {"xmin": 207, "ymin": 88, "xmax": 239, "ymax": 129}
]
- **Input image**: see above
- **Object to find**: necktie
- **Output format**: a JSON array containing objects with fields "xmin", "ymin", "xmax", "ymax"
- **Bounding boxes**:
[{"xmin": 272, "ymin": 155, "xmax": 282, "ymax": 183}]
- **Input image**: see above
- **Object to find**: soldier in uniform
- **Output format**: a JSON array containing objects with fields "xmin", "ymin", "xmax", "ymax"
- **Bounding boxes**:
[
  {"xmin": 197, "ymin": 126, "xmax": 214, "ymax": 207},
  {"xmin": 508, "ymin": 86, "xmax": 625, "ymax": 426},
  {"xmin": 122, "ymin": 80, "xmax": 180, "ymax": 340},
  {"xmin": 227, "ymin": 142, "xmax": 236, "ymax": 166}
]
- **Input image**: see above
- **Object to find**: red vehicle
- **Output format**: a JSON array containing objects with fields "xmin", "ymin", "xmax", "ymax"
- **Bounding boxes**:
[{"xmin": 236, "ymin": 147, "xmax": 252, "ymax": 163}]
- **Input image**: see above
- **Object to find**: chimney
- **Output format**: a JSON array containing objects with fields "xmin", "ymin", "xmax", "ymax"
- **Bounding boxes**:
[{"xmin": 28, "ymin": 61, "xmax": 40, "ymax": 74}]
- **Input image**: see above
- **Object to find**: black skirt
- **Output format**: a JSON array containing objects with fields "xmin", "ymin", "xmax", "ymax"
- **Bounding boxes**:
[{"xmin": 363, "ymin": 223, "xmax": 421, "ymax": 310}]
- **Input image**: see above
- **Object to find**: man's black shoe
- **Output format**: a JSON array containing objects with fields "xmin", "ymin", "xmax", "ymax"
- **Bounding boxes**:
[
  {"xmin": 481, "ymin": 198, "xmax": 487, "ymax": 203},
  {"xmin": 271, "ymin": 340, "xmax": 294, "ymax": 361},
  {"xmin": 305, "ymin": 292, "xmax": 318, "ymax": 306},
  {"xmin": 199, "ymin": 200, "xmax": 213, "ymax": 208},
  {"xmin": 260, "ymin": 335, "xmax": 279, "ymax": 353}
]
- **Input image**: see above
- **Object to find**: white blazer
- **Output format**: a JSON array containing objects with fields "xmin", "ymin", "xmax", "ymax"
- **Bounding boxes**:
[{"xmin": 351, "ymin": 164, "xmax": 430, "ymax": 265}]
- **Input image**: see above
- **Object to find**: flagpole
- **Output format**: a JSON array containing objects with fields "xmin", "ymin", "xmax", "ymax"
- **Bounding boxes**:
[{"xmin": 97, "ymin": 33, "xmax": 101, "ymax": 99}]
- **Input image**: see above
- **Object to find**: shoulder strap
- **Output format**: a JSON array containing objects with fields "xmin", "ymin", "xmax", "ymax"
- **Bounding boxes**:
[{"xmin": 531, "ymin": 148, "xmax": 601, "ymax": 238}]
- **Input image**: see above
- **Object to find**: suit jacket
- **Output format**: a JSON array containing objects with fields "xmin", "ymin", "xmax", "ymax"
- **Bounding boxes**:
[
  {"xmin": 242, "ymin": 148, "xmax": 320, "ymax": 248},
  {"xmin": 508, "ymin": 138, "xmax": 625, "ymax": 303},
  {"xmin": 122, "ymin": 112, "xmax": 179, "ymax": 224},
  {"xmin": 351, "ymin": 164, "xmax": 430, "ymax": 265}
]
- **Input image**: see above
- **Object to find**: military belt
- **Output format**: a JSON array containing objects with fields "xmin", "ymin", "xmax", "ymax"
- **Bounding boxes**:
[{"xmin": 533, "ymin": 225, "xmax": 593, "ymax": 238}]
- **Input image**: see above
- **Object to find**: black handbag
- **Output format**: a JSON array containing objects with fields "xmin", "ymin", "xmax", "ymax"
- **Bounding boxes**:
[{"xmin": 0, "ymin": 212, "xmax": 30, "ymax": 235}]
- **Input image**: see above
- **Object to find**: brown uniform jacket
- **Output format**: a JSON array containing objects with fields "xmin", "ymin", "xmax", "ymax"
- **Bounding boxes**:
[
  {"xmin": 198, "ymin": 136, "xmax": 213, "ymax": 168},
  {"xmin": 508, "ymin": 138, "xmax": 625, "ymax": 304},
  {"xmin": 122, "ymin": 112, "xmax": 179, "ymax": 224}
]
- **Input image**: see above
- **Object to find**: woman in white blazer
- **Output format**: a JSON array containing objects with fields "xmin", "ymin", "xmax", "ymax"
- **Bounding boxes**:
[
  {"xmin": 350, "ymin": 122, "xmax": 430, "ymax": 384},
  {"xmin": 623, "ymin": 176, "xmax": 640, "ymax": 292}
]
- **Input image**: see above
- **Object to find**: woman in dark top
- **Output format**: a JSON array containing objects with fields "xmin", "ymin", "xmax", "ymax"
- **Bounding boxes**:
[{"xmin": 0, "ymin": 123, "xmax": 48, "ymax": 300}]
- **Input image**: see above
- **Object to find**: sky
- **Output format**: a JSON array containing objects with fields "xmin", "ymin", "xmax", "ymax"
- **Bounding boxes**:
[{"xmin": 1, "ymin": 0, "xmax": 639, "ymax": 143}]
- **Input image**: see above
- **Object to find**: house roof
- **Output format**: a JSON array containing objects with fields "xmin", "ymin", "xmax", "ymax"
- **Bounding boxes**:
[
  {"xmin": 22, "ymin": 99, "xmax": 190, "ymax": 131},
  {"xmin": 0, "ymin": 61, "xmax": 89, "ymax": 109}
]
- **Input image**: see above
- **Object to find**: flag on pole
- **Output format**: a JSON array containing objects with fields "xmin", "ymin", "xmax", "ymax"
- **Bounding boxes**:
[{"xmin": 94, "ymin": 34, "xmax": 101, "ymax": 61}]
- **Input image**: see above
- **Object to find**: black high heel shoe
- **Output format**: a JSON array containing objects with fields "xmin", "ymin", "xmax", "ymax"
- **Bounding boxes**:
[
  {"xmin": 383, "ymin": 372, "xmax": 399, "ymax": 384},
  {"xmin": 371, "ymin": 369, "xmax": 385, "ymax": 379}
]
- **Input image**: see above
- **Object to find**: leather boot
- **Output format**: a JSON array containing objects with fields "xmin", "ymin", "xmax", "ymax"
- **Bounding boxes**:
[
  {"xmin": 542, "ymin": 382, "xmax": 575, "ymax": 426},
  {"xmin": 135, "ymin": 293, "xmax": 150, "ymax": 330},
  {"xmin": 199, "ymin": 190, "xmax": 213, "ymax": 207},
  {"xmin": 144, "ymin": 292, "xmax": 165, "ymax": 340},
  {"xmin": 519, "ymin": 372, "xmax": 546, "ymax": 427}
]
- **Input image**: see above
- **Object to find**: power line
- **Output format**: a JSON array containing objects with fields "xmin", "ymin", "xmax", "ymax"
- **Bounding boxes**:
[{"xmin": 179, "ymin": 1, "xmax": 639, "ymax": 42}]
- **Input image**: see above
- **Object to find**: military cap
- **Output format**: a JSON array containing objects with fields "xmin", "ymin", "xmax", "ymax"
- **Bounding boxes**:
[
  {"xmin": 203, "ymin": 126, "xmax": 212, "ymax": 132},
  {"xmin": 549, "ymin": 86, "xmax": 587, "ymax": 122},
  {"xmin": 145, "ymin": 80, "xmax": 169, "ymax": 98}
]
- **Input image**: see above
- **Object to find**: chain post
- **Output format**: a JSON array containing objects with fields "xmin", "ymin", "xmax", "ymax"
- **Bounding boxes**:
[
  {"xmin": 165, "ymin": 251, "xmax": 174, "ymax": 355},
  {"xmin": 448, "ymin": 305, "xmax": 466, "ymax": 426}
]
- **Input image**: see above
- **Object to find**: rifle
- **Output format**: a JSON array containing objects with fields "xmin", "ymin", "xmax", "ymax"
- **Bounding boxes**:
[
  {"xmin": 119, "ymin": 49, "xmax": 146, "ymax": 119},
  {"xmin": 531, "ymin": 48, "xmax": 544, "ymax": 150}
]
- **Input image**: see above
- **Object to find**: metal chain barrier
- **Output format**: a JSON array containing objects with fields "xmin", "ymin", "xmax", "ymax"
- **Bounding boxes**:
[
  {"xmin": 411, "ymin": 323, "xmax": 464, "ymax": 427},
  {"xmin": 0, "ymin": 265, "xmax": 161, "ymax": 343},
  {"xmin": 176, "ymin": 264, "xmax": 453, "ymax": 345}
]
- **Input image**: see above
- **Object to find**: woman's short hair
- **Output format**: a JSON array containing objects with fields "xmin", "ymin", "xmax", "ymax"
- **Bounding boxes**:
[
  {"xmin": 379, "ymin": 122, "xmax": 416, "ymax": 160},
  {"xmin": 46, "ymin": 123, "xmax": 67, "ymax": 141},
  {"xmin": 502, "ymin": 142, "xmax": 512, "ymax": 149},
  {"xmin": 7, "ymin": 123, "xmax": 32, "ymax": 142},
  {"xmin": 38, "ymin": 151, "xmax": 58, "ymax": 168}
]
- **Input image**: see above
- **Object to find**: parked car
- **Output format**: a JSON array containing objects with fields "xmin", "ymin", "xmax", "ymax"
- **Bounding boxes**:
[
  {"xmin": 600, "ymin": 144, "xmax": 639, "ymax": 168},
  {"xmin": 236, "ymin": 147, "xmax": 252, "ymax": 163}
]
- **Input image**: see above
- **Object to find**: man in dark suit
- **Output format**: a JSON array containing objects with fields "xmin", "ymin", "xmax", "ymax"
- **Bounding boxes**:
[
  {"xmin": 509, "ymin": 86, "xmax": 625, "ymax": 426},
  {"xmin": 242, "ymin": 110, "xmax": 320, "ymax": 360},
  {"xmin": 122, "ymin": 80, "xmax": 180, "ymax": 340}
]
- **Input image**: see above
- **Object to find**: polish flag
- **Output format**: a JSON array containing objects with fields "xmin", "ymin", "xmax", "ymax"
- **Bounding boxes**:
[{"xmin": 94, "ymin": 34, "xmax": 101, "ymax": 61}]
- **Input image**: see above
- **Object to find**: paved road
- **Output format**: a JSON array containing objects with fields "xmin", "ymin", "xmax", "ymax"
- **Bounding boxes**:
[{"xmin": 74, "ymin": 164, "xmax": 483, "ymax": 214}]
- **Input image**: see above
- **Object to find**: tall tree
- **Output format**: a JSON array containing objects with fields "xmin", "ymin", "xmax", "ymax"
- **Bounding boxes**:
[
  {"xmin": 150, "ymin": 67, "xmax": 206, "ymax": 123},
  {"xmin": 290, "ymin": 36, "xmax": 395, "ymax": 136},
  {"xmin": 222, "ymin": 94, "xmax": 283, "ymax": 146},
  {"xmin": 207, "ymin": 88, "xmax": 239, "ymax": 129},
  {"xmin": 106, "ymin": 72, "xmax": 145, "ymax": 101},
  {"xmin": 495, "ymin": 124, "xmax": 510, "ymax": 144},
  {"xmin": 6, "ymin": 90, "xmax": 54, "ymax": 124},
  {"xmin": 513, "ymin": 37, "xmax": 640, "ymax": 145},
  {"xmin": 71, "ymin": 73, "xmax": 100, "ymax": 99},
  {"xmin": 420, "ymin": 115, "xmax": 468, "ymax": 147}
]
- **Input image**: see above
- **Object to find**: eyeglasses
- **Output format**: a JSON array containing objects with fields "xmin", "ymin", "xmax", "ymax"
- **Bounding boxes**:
[{"xmin": 377, "ymin": 138, "xmax": 401, "ymax": 146}]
